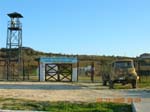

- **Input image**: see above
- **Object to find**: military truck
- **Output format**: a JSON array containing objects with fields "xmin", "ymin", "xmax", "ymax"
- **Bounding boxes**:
[
  {"xmin": 135, "ymin": 53, "xmax": 150, "ymax": 76},
  {"xmin": 103, "ymin": 59, "xmax": 139, "ymax": 89}
]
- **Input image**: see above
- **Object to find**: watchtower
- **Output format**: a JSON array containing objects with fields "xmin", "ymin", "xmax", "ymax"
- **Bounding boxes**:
[{"xmin": 6, "ymin": 12, "xmax": 23, "ymax": 80}]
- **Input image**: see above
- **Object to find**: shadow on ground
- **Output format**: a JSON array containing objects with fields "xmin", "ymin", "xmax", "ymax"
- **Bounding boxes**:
[
  {"xmin": 123, "ymin": 89, "xmax": 150, "ymax": 98},
  {"xmin": 0, "ymin": 84, "xmax": 81, "ymax": 90}
]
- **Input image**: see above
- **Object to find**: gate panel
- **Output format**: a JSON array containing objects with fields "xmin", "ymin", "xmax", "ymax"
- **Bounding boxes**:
[
  {"xmin": 45, "ymin": 64, "xmax": 58, "ymax": 81},
  {"xmin": 59, "ymin": 64, "xmax": 72, "ymax": 81},
  {"xmin": 45, "ymin": 64, "xmax": 72, "ymax": 82}
]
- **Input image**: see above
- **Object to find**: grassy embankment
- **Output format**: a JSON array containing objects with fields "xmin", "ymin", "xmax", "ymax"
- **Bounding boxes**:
[{"xmin": 0, "ymin": 98, "xmax": 132, "ymax": 112}]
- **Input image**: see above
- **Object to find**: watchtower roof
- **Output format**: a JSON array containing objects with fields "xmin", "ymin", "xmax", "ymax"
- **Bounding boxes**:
[{"xmin": 7, "ymin": 12, "xmax": 23, "ymax": 18}]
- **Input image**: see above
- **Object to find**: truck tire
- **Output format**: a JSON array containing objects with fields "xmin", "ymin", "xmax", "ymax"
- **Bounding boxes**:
[
  {"xmin": 102, "ymin": 72, "xmax": 109, "ymax": 86},
  {"xmin": 109, "ymin": 80, "xmax": 114, "ymax": 89},
  {"xmin": 102, "ymin": 80, "xmax": 107, "ymax": 86},
  {"xmin": 131, "ymin": 80, "xmax": 137, "ymax": 89}
]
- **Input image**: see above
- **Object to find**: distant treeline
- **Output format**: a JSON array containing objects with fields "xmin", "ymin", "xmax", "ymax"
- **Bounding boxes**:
[{"xmin": 0, "ymin": 47, "xmax": 134, "ymax": 69}]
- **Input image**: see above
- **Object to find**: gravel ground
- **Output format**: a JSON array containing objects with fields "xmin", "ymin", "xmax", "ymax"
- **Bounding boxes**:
[{"xmin": 0, "ymin": 82, "xmax": 149, "ymax": 103}]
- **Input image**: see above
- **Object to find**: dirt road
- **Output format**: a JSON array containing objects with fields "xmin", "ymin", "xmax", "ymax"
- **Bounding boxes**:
[{"xmin": 0, "ymin": 82, "xmax": 149, "ymax": 103}]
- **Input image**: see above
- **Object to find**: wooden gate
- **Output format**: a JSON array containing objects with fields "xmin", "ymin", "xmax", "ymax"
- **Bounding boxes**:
[{"xmin": 45, "ymin": 63, "xmax": 72, "ymax": 82}]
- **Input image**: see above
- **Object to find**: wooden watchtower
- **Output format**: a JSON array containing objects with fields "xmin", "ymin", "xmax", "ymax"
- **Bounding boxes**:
[{"xmin": 6, "ymin": 12, "xmax": 23, "ymax": 80}]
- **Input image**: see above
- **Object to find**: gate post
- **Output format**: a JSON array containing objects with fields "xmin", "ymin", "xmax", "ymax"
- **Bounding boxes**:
[
  {"xmin": 39, "ymin": 62, "xmax": 45, "ymax": 81},
  {"xmin": 91, "ymin": 62, "xmax": 94, "ymax": 83},
  {"xmin": 72, "ymin": 67, "xmax": 77, "ymax": 82}
]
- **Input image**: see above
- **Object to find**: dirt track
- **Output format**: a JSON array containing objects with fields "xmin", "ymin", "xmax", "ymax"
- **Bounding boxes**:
[{"xmin": 0, "ymin": 82, "xmax": 149, "ymax": 103}]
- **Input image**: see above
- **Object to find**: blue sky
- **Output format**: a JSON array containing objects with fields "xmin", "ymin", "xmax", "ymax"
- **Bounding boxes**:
[{"xmin": 0, "ymin": 0, "xmax": 150, "ymax": 57}]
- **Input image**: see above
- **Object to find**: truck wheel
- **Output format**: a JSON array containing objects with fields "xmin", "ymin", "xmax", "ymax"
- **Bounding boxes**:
[
  {"xmin": 109, "ymin": 80, "xmax": 114, "ymax": 89},
  {"xmin": 131, "ymin": 80, "xmax": 137, "ymax": 89},
  {"xmin": 103, "ymin": 80, "xmax": 107, "ymax": 86}
]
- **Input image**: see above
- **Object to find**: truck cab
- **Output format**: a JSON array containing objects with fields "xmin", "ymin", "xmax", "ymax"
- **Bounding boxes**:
[{"xmin": 109, "ymin": 59, "xmax": 139, "ymax": 89}]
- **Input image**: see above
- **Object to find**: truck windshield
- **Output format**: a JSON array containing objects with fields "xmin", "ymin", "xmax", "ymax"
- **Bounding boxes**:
[{"xmin": 115, "ymin": 61, "xmax": 133, "ymax": 68}]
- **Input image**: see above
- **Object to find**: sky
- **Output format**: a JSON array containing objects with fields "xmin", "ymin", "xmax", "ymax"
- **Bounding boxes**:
[{"xmin": 0, "ymin": 0, "xmax": 150, "ymax": 57}]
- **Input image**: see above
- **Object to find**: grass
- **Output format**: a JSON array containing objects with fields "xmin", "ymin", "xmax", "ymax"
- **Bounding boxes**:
[
  {"xmin": 0, "ymin": 98, "xmax": 132, "ymax": 112},
  {"xmin": 114, "ymin": 84, "xmax": 131, "ymax": 89},
  {"xmin": 78, "ymin": 76, "xmax": 102, "ymax": 83},
  {"xmin": 138, "ymin": 82, "xmax": 150, "ymax": 88}
]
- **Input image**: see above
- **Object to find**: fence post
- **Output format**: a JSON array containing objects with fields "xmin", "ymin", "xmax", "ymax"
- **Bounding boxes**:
[{"xmin": 91, "ymin": 62, "xmax": 94, "ymax": 83}]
